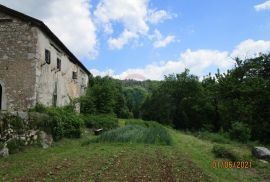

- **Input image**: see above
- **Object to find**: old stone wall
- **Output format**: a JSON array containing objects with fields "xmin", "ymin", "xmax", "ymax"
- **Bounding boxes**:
[
  {"xmin": 0, "ymin": 10, "xmax": 89, "ymax": 111},
  {"xmin": 35, "ymin": 29, "xmax": 88, "ymax": 107},
  {"xmin": 0, "ymin": 11, "xmax": 38, "ymax": 111}
]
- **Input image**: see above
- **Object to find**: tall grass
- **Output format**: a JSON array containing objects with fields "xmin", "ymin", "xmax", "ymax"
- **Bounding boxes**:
[{"xmin": 87, "ymin": 120, "xmax": 172, "ymax": 145}]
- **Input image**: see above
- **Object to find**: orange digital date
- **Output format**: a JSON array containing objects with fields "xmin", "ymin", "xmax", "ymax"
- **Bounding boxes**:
[{"xmin": 211, "ymin": 161, "xmax": 252, "ymax": 169}]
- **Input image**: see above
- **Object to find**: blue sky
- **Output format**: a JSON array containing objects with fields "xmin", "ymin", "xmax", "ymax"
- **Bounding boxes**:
[{"xmin": 1, "ymin": 0, "xmax": 270, "ymax": 80}]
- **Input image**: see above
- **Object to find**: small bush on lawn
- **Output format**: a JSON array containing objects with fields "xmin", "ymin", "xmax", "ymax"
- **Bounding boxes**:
[
  {"xmin": 229, "ymin": 122, "xmax": 251, "ymax": 143},
  {"xmin": 88, "ymin": 121, "xmax": 172, "ymax": 145},
  {"xmin": 212, "ymin": 144, "xmax": 244, "ymax": 161},
  {"xmin": 83, "ymin": 115, "xmax": 118, "ymax": 131},
  {"xmin": 6, "ymin": 138, "xmax": 25, "ymax": 154},
  {"xmin": 196, "ymin": 131, "xmax": 231, "ymax": 144}
]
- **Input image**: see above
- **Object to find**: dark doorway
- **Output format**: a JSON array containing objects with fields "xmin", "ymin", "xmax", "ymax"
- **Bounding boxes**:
[{"xmin": 0, "ymin": 84, "xmax": 2, "ymax": 110}]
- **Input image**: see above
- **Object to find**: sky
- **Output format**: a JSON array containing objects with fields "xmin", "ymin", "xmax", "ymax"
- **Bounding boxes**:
[{"xmin": 0, "ymin": 0, "xmax": 270, "ymax": 80}]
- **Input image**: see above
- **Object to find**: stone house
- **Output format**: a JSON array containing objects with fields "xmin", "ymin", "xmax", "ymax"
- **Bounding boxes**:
[{"xmin": 0, "ymin": 5, "xmax": 90, "ymax": 112}]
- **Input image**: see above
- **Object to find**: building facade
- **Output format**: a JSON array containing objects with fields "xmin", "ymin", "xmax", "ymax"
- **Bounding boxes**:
[{"xmin": 0, "ymin": 5, "xmax": 89, "ymax": 111}]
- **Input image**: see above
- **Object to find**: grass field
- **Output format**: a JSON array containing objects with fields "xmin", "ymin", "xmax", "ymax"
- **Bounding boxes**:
[{"xmin": 0, "ymin": 119, "xmax": 269, "ymax": 182}]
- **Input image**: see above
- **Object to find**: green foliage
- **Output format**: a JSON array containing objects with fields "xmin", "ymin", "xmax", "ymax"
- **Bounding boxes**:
[
  {"xmin": 140, "ymin": 54, "xmax": 270, "ymax": 143},
  {"xmin": 6, "ymin": 138, "xmax": 25, "ymax": 154},
  {"xmin": 29, "ymin": 103, "xmax": 47, "ymax": 113},
  {"xmin": 0, "ymin": 113, "xmax": 24, "ymax": 135},
  {"xmin": 89, "ymin": 120, "xmax": 172, "ymax": 145},
  {"xmin": 45, "ymin": 108, "xmax": 83, "ymax": 140},
  {"xmin": 83, "ymin": 115, "xmax": 118, "ymax": 131},
  {"xmin": 123, "ymin": 86, "xmax": 148, "ymax": 118},
  {"xmin": 80, "ymin": 76, "xmax": 131, "ymax": 118},
  {"xmin": 196, "ymin": 131, "xmax": 231, "ymax": 144},
  {"xmin": 28, "ymin": 112, "xmax": 51, "ymax": 132},
  {"xmin": 30, "ymin": 106, "xmax": 83, "ymax": 140},
  {"xmin": 212, "ymin": 144, "xmax": 239, "ymax": 161},
  {"xmin": 229, "ymin": 122, "xmax": 251, "ymax": 143},
  {"xmin": 0, "ymin": 142, "xmax": 4, "ymax": 150},
  {"xmin": 142, "ymin": 69, "xmax": 211, "ymax": 129}
]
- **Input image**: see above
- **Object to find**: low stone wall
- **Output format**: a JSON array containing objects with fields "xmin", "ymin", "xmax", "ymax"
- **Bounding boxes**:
[{"xmin": 0, "ymin": 112, "xmax": 52, "ymax": 157}]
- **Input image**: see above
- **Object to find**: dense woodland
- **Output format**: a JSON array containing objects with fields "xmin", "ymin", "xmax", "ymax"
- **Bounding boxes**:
[{"xmin": 80, "ymin": 54, "xmax": 270, "ymax": 143}]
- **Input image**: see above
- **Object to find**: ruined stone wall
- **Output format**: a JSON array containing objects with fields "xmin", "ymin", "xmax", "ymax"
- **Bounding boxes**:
[
  {"xmin": 0, "ymin": 12, "xmax": 37, "ymax": 111},
  {"xmin": 35, "ymin": 29, "xmax": 88, "ymax": 107}
]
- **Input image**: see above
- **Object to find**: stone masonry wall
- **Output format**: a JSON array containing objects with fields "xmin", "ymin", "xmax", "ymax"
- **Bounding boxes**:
[{"xmin": 0, "ymin": 11, "xmax": 38, "ymax": 111}]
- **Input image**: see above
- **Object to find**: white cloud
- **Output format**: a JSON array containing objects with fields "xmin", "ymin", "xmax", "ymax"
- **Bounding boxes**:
[
  {"xmin": 152, "ymin": 30, "xmax": 175, "ymax": 48},
  {"xmin": 94, "ymin": 39, "xmax": 270, "ymax": 80},
  {"xmin": 147, "ymin": 9, "xmax": 172, "ymax": 24},
  {"xmin": 254, "ymin": 0, "xmax": 270, "ymax": 11},
  {"xmin": 94, "ymin": 0, "xmax": 149, "ymax": 34},
  {"xmin": 115, "ymin": 49, "xmax": 230, "ymax": 80},
  {"xmin": 231, "ymin": 39, "xmax": 270, "ymax": 59},
  {"xmin": 108, "ymin": 29, "xmax": 138, "ymax": 50},
  {"xmin": 94, "ymin": 0, "xmax": 174, "ymax": 49},
  {"xmin": 0, "ymin": 0, "xmax": 97, "ymax": 59},
  {"xmin": 90, "ymin": 68, "xmax": 115, "ymax": 77}
]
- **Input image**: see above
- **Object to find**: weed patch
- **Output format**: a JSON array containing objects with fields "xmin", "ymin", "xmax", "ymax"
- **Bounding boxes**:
[{"xmin": 86, "ymin": 121, "xmax": 172, "ymax": 145}]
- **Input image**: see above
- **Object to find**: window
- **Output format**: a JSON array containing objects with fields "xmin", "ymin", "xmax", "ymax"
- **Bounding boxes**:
[
  {"xmin": 45, "ymin": 49, "xmax": 51, "ymax": 64},
  {"xmin": 72, "ymin": 72, "xmax": 78, "ymax": 79},
  {"xmin": 57, "ymin": 58, "xmax": 61, "ymax": 70}
]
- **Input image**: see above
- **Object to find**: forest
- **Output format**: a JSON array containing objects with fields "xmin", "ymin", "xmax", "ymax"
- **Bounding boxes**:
[{"xmin": 80, "ymin": 53, "xmax": 270, "ymax": 144}]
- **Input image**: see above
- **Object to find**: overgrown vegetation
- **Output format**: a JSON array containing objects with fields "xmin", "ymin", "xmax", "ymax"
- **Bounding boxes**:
[
  {"xmin": 30, "ymin": 104, "xmax": 83, "ymax": 141},
  {"xmin": 87, "ymin": 120, "xmax": 172, "ymax": 145},
  {"xmin": 195, "ymin": 131, "xmax": 231, "ymax": 144},
  {"xmin": 83, "ymin": 114, "xmax": 118, "ymax": 131}
]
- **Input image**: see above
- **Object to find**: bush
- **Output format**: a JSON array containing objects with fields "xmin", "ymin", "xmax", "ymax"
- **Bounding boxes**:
[
  {"xmin": 212, "ymin": 144, "xmax": 243, "ymax": 161},
  {"xmin": 83, "ymin": 115, "xmax": 118, "ymax": 131},
  {"xmin": 29, "ymin": 105, "xmax": 84, "ymax": 140},
  {"xmin": 0, "ymin": 113, "xmax": 25, "ymax": 135},
  {"xmin": 46, "ymin": 108, "xmax": 83, "ymax": 140},
  {"xmin": 28, "ymin": 112, "xmax": 51, "ymax": 132},
  {"xmin": 88, "ymin": 120, "xmax": 173, "ymax": 145},
  {"xmin": 229, "ymin": 122, "xmax": 251, "ymax": 143},
  {"xmin": 29, "ymin": 103, "xmax": 47, "ymax": 113},
  {"xmin": 6, "ymin": 138, "xmax": 25, "ymax": 154}
]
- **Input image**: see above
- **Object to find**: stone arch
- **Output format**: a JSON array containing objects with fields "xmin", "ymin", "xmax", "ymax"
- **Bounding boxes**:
[{"xmin": 0, "ymin": 80, "xmax": 7, "ymax": 111}]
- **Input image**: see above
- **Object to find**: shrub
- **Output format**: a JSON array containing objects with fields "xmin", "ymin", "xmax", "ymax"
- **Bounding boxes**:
[
  {"xmin": 28, "ymin": 112, "xmax": 51, "ymax": 132},
  {"xmin": 6, "ymin": 138, "xmax": 25, "ymax": 154},
  {"xmin": 46, "ymin": 108, "xmax": 83, "ymax": 140},
  {"xmin": 88, "ymin": 120, "xmax": 173, "ymax": 145},
  {"xmin": 229, "ymin": 122, "xmax": 251, "ymax": 143},
  {"xmin": 0, "ymin": 113, "xmax": 25, "ymax": 135},
  {"xmin": 29, "ymin": 103, "xmax": 47, "ymax": 113},
  {"xmin": 83, "ymin": 115, "xmax": 118, "ymax": 131},
  {"xmin": 212, "ymin": 144, "xmax": 243, "ymax": 161},
  {"xmin": 29, "ymin": 105, "xmax": 84, "ymax": 140}
]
